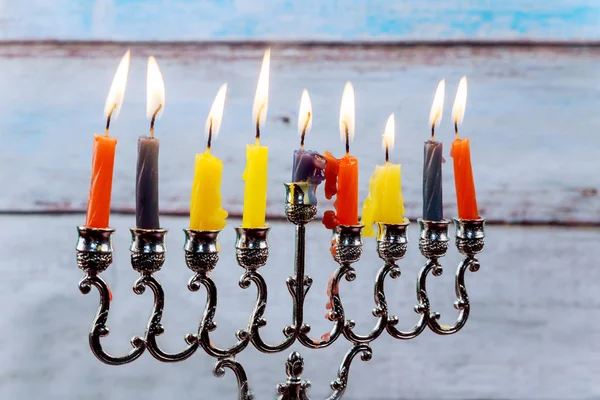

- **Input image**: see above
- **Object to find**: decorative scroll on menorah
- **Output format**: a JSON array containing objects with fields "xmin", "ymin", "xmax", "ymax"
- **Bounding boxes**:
[{"xmin": 76, "ymin": 181, "xmax": 486, "ymax": 399}]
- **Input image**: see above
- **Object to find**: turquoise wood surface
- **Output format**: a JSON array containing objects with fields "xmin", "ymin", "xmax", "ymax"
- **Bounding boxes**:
[{"xmin": 0, "ymin": 0, "xmax": 599, "ymax": 41}]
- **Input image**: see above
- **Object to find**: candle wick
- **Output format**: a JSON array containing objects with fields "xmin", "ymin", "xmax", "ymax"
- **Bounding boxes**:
[
  {"xmin": 431, "ymin": 124, "xmax": 435, "ymax": 141},
  {"xmin": 300, "ymin": 111, "xmax": 311, "ymax": 149},
  {"xmin": 344, "ymin": 121, "xmax": 350, "ymax": 154},
  {"xmin": 454, "ymin": 121, "xmax": 459, "ymax": 139},
  {"xmin": 105, "ymin": 103, "xmax": 117, "ymax": 137},
  {"xmin": 385, "ymin": 144, "xmax": 389, "ymax": 163},
  {"xmin": 207, "ymin": 118, "xmax": 213, "ymax": 150},
  {"xmin": 150, "ymin": 104, "xmax": 162, "ymax": 139},
  {"xmin": 255, "ymin": 103, "xmax": 265, "ymax": 141}
]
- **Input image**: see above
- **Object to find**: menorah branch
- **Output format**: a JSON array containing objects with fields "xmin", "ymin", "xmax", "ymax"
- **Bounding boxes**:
[
  {"xmin": 76, "ymin": 227, "xmax": 146, "ymax": 365},
  {"xmin": 133, "ymin": 274, "xmax": 199, "ymax": 362},
  {"xmin": 214, "ymin": 358, "xmax": 254, "ymax": 400}
]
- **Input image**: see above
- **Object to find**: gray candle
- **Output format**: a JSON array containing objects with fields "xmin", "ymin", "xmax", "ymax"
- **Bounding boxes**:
[
  {"xmin": 423, "ymin": 140, "xmax": 443, "ymax": 221},
  {"xmin": 136, "ymin": 136, "xmax": 160, "ymax": 229}
]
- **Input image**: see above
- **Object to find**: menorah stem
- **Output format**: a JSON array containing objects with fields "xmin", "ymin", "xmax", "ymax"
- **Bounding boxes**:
[{"xmin": 292, "ymin": 223, "xmax": 310, "ymax": 334}]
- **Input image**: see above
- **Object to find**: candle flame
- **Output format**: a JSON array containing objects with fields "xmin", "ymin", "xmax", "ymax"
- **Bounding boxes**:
[
  {"xmin": 452, "ymin": 76, "xmax": 468, "ymax": 126},
  {"xmin": 428, "ymin": 79, "xmax": 445, "ymax": 128},
  {"xmin": 206, "ymin": 83, "xmax": 227, "ymax": 139},
  {"xmin": 146, "ymin": 56, "xmax": 165, "ymax": 120},
  {"xmin": 382, "ymin": 113, "xmax": 395, "ymax": 152},
  {"xmin": 252, "ymin": 48, "xmax": 270, "ymax": 130},
  {"xmin": 298, "ymin": 89, "xmax": 312, "ymax": 136},
  {"xmin": 339, "ymin": 81, "xmax": 355, "ymax": 145},
  {"xmin": 104, "ymin": 50, "xmax": 130, "ymax": 120}
]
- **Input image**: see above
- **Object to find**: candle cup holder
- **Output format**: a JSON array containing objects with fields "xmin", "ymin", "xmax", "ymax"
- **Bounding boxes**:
[
  {"xmin": 184, "ymin": 229, "xmax": 221, "ymax": 272},
  {"xmin": 235, "ymin": 227, "xmax": 270, "ymax": 270},
  {"xmin": 76, "ymin": 226, "xmax": 115, "ymax": 273},
  {"xmin": 130, "ymin": 228, "xmax": 168, "ymax": 274},
  {"xmin": 331, "ymin": 225, "xmax": 364, "ymax": 265},
  {"xmin": 417, "ymin": 219, "xmax": 450, "ymax": 259},
  {"xmin": 376, "ymin": 220, "xmax": 410, "ymax": 263},
  {"xmin": 453, "ymin": 218, "xmax": 486, "ymax": 256},
  {"xmin": 284, "ymin": 182, "xmax": 318, "ymax": 225},
  {"xmin": 76, "ymin": 182, "xmax": 487, "ymax": 398}
]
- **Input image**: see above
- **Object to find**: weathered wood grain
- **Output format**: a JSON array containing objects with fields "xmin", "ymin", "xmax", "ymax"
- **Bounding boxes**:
[{"xmin": 0, "ymin": 0, "xmax": 599, "ymax": 41}]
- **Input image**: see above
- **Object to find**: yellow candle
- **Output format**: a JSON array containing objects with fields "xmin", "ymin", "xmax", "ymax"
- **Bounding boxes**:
[
  {"xmin": 242, "ymin": 142, "xmax": 269, "ymax": 228},
  {"xmin": 190, "ymin": 150, "xmax": 228, "ymax": 230},
  {"xmin": 189, "ymin": 83, "xmax": 228, "ymax": 230},
  {"xmin": 361, "ymin": 114, "xmax": 406, "ymax": 237},
  {"xmin": 242, "ymin": 48, "xmax": 270, "ymax": 228}
]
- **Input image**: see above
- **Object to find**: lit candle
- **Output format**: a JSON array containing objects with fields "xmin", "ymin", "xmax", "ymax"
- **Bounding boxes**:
[
  {"xmin": 361, "ymin": 114, "xmax": 406, "ymax": 237},
  {"xmin": 189, "ymin": 83, "xmax": 229, "ymax": 231},
  {"xmin": 242, "ymin": 49, "xmax": 270, "ymax": 228},
  {"xmin": 85, "ymin": 50, "xmax": 130, "ymax": 228},
  {"xmin": 450, "ymin": 77, "xmax": 479, "ymax": 219},
  {"xmin": 423, "ymin": 80, "xmax": 445, "ymax": 221},
  {"xmin": 322, "ymin": 82, "xmax": 359, "ymax": 229},
  {"xmin": 291, "ymin": 89, "xmax": 326, "ymax": 184},
  {"xmin": 136, "ymin": 56, "xmax": 164, "ymax": 229}
]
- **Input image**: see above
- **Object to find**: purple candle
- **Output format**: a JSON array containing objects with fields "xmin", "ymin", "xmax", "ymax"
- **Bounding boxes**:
[
  {"xmin": 292, "ymin": 89, "xmax": 326, "ymax": 184},
  {"xmin": 292, "ymin": 149, "xmax": 326, "ymax": 183}
]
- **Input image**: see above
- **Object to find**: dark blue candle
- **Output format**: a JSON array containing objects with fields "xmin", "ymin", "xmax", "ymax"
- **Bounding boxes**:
[
  {"xmin": 292, "ymin": 149, "xmax": 326, "ymax": 185},
  {"xmin": 423, "ymin": 140, "xmax": 443, "ymax": 221},
  {"xmin": 136, "ymin": 136, "xmax": 160, "ymax": 229}
]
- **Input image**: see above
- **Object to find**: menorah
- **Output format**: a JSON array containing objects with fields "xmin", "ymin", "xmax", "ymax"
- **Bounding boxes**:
[{"xmin": 76, "ymin": 181, "xmax": 486, "ymax": 399}]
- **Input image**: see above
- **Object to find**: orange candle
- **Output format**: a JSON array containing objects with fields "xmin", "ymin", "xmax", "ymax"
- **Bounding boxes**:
[
  {"xmin": 450, "ymin": 76, "xmax": 479, "ymax": 219},
  {"xmin": 323, "ymin": 150, "xmax": 339, "ymax": 200},
  {"xmin": 451, "ymin": 138, "xmax": 478, "ymax": 219},
  {"xmin": 86, "ymin": 134, "xmax": 117, "ymax": 228},
  {"xmin": 85, "ymin": 50, "xmax": 130, "ymax": 228},
  {"xmin": 322, "ymin": 82, "xmax": 359, "ymax": 229},
  {"xmin": 337, "ymin": 154, "xmax": 358, "ymax": 225}
]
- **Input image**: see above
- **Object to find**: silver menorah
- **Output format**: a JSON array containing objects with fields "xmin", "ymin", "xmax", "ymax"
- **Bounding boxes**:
[{"xmin": 76, "ymin": 181, "xmax": 486, "ymax": 400}]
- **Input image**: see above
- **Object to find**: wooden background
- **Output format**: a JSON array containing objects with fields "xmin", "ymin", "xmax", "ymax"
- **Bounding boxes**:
[
  {"xmin": 0, "ymin": 2, "xmax": 599, "ymax": 400},
  {"xmin": 0, "ymin": 0, "xmax": 599, "ymax": 42}
]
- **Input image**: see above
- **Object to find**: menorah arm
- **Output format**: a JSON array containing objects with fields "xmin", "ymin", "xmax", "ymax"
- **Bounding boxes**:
[
  {"xmin": 343, "ymin": 263, "xmax": 400, "ymax": 344},
  {"xmin": 188, "ymin": 273, "xmax": 251, "ymax": 358},
  {"xmin": 386, "ymin": 258, "xmax": 437, "ymax": 340},
  {"xmin": 79, "ymin": 274, "xmax": 146, "ymax": 365},
  {"xmin": 132, "ymin": 274, "xmax": 198, "ymax": 362},
  {"xmin": 297, "ymin": 264, "xmax": 356, "ymax": 349},
  {"xmin": 240, "ymin": 270, "xmax": 296, "ymax": 353},
  {"xmin": 214, "ymin": 358, "xmax": 254, "ymax": 400},
  {"xmin": 326, "ymin": 344, "xmax": 373, "ymax": 400},
  {"xmin": 427, "ymin": 255, "xmax": 480, "ymax": 335}
]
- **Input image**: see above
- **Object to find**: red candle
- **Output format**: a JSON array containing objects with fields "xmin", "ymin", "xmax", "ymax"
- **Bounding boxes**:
[
  {"xmin": 322, "ymin": 82, "xmax": 359, "ymax": 229},
  {"xmin": 85, "ymin": 50, "xmax": 130, "ymax": 228},
  {"xmin": 450, "ymin": 76, "xmax": 479, "ymax": 219}
]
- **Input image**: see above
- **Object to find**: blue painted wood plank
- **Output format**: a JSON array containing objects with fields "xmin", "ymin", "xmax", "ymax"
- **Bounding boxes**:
[{"xmin": 0, "ymin": 0, "xmax": 599, "ymax": 41}]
